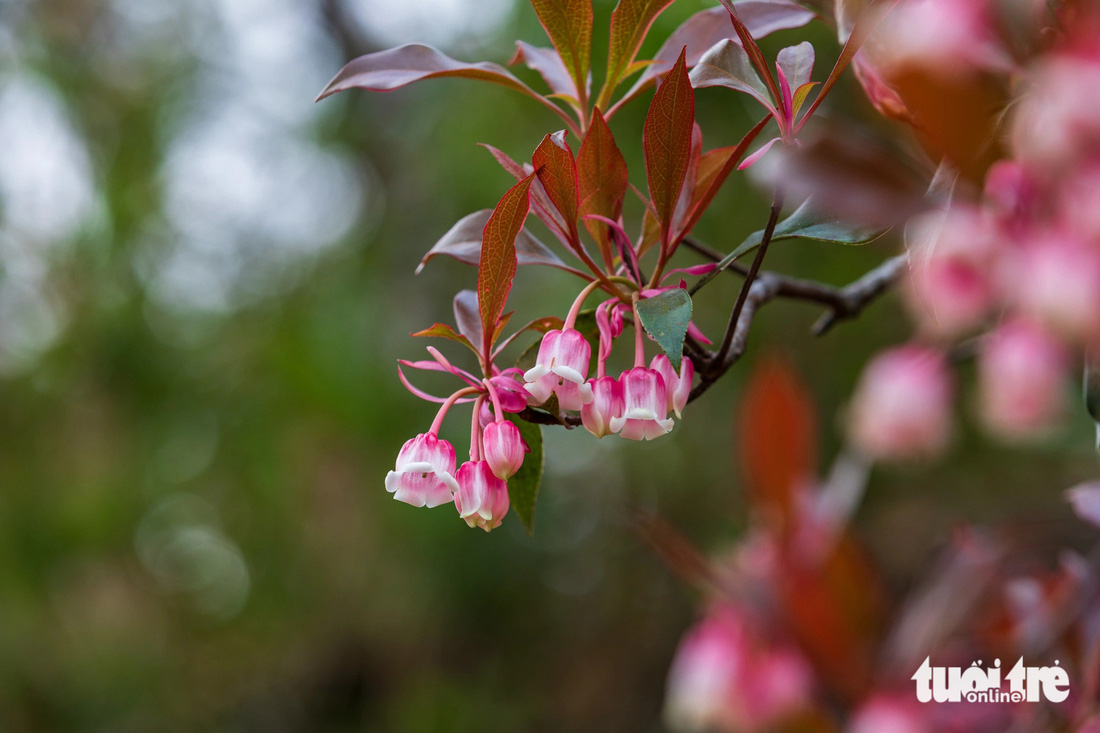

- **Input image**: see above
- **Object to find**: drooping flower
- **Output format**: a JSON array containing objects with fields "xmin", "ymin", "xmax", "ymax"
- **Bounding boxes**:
[
  {"xmin": 848, "ymin": 345, "xmax": 953, "ymax": 461},
  {"xmin": 665, "ymin": 605, "xmax": 814, "ymax": 733},
  {"xmin": 482, "ymin": 420, "xmax": 526, "ymax": 480},
  {"xmin": 385, "ymin": 432, "xmax": 460, "ymax": 508},
  {"xmin": 903, "ymin": 205, "xmax": 997, "ymax": 337},
  {"xmin": 454, "ymin": 460, "xmax": 510, "ymax": 532},
  {"xmin": 1008, "ymin": 233, "xmax": 1100, "ymax": 342},
  {"xmin": 581, "ymin": 375, "xmax": 624, "ymax": 438},
  {"xmin": 611, "ymin": 367, "xmax": 675, "ymax": 441},
  {"xmin": 523, "ymin": 328, "xmax": 594, "ymax": 411},
  {"xmin": 651, "ymin": 354, "xmax": 694, "ymax": 418},
  {"xmin": 977, "ymin": 319, "xmax": 1068, "ymax": 439}
]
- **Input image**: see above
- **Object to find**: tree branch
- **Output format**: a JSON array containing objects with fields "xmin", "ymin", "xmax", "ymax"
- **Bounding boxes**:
[{"xmin": 712, "ymin": 190, "xmax": 785, "ymax": 369}]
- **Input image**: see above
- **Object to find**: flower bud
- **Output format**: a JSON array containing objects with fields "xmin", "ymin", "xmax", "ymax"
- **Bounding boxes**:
[
  {"xmin": 454, "ymin": 460, "xmax": 510, "ymax": 532},
  {"xmin": 581, "ymin": 376, "xmax": 623, "ymax": 438},
  {"xmin": 385, "ymin": 433, "xmax": 460, "ymax": 508},
  {"xmin": 482, "ymin": 420, "xmax": 526, "ymax": 480},
  {"xmin": 848, "ymin": 346, "xmax": 953, "ymax": 461},
  {"xmin": 978, "ymin": 319, "xmax": 1067, "ymax": 439},
  {"xmin": 523, "ymin": 328, "xmax": 594, "ymax": 411},
  {"xmin": 651, "ymin": 354, "xmax": 694, "ymax": 418},
  {"xmin": 610, "ymin": 367, "xmax": 675, "ymax": 441}
]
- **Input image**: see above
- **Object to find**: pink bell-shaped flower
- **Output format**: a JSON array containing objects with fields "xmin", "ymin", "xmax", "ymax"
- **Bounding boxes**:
[
  {"xmin": 581, "ymin": 376, "xmax": 624, "ymax": 438},
  {"xmin": 978, "ymin": 319, "xmax": 1068, "ymax": 439},
  {"xmin": 454, "ymin": 460, "xmax": 510, "ymax": 532},
  {"xmin": 523, "ymin": 328, "xmax": 594, "ymax": 411},
  {"xmin": 482, "ymin": 420, "xmax": 526, "ymax": 480},
  {"xmin": 610, "ymin": 367, "xmax": 675, "ymax": 441},
  {"xmin": 848, "ymin": 345, "xmax": 953, "ymax": 461},
  {"xmin": 651, "ymin": 354, "xmax": 694, "ymax": 418},
  {"xmin": 385, "ymin": 432, "xmax": 460, "ymax": 508}
]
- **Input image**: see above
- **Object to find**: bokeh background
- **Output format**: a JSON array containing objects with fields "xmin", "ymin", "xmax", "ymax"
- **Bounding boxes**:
[{"xmin": 1, "ymin": 0, "xmax": 1098, "ymax": 730}]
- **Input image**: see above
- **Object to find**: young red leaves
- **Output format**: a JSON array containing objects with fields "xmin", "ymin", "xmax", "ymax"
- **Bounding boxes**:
[
  {"xmin": 529, "ymin": 0, "xmax": 593, "ymax": 108},
  {"xmin": 599, "ymin": 0, "xmax": 677, "ymax": 110},
  {"xmin": 532, "ymin": 131, "xmax": 580, "ymax": 246},
  {"xmin": 578, "ymin": 109, "xmax": 628, "ymax": 267},
  {"xmin": 479, "ymin": 175, "xmax": 535, "ymax": 357},
  {"xmin": 643, "ymin": 48, "xmax": 695, "ymax": 253}
]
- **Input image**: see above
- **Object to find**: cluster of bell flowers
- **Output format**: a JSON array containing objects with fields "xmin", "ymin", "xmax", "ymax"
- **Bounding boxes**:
[
  {"xmin": 523, "ymin": 319, "xmax": 693, "ymax": 442},
  {"xmin": 385, "ymin": 287, "xmax": 695, "ymax": 531},
  {"xmin": 385, "ymin": 378, "xmax": 528, "ymax": 532}
]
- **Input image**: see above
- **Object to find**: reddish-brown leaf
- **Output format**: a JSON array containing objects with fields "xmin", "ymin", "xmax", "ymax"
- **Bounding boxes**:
[
  {"xmin": 478, "ymin": 175, "xmax": 535, "ymax": 354},
  {"xmin": 598, "ymin": 0, "xmax": 676, "ymax": 109},
  {"xmin": 643, "ymin": 48, "xmax": 695, "ymax": 249},
  {"xmin": 481, "ymin": 144, "xmax": 571, "ymax": 245},
  {"xmin": 530, "ymin": 0, "xmax": 593, "ymax": 104},
  {"xmin": 317, "ymin": 43, "xmax": 539, "ymax": 101},
  {"xmin": 611, "ymin": 2, "xmax": 814, "ymax": 115},
  {"xmin": 718, "ymin": 0, "xmax": 782, "ymax": 105},
  {"xmin": 411, "ymin": 323, "xmax": 477, "ymax": 355},
  {"xmin": 416, "ymin": 209, "xmax": 574, "ymax": 274},
  {"xmin": 577, "ymin": 108, "xmax": 628, "ymax": 266},
  {"xmin": 675, "ymin": 113, "xmax": 771, "ymax": 240},
  {"xmin": 737, "ymin": 356, "xmax": 817, "ymax": 528},
  {"xmin": 453, "ymin": 290, "xmax": 482, "ymax": 348},
  {"xmin": 532, "ymin": 131, "xmax": 580, "ymax": 241},
  {"xmin": 509, "ymin": 41, "xmax": 579, "ymax": 100}
]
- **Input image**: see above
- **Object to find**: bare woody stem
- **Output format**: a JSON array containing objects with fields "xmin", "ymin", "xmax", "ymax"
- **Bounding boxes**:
[{"xmin": 712, "ymin": 189, "xmax": 785, "ymax": 369}]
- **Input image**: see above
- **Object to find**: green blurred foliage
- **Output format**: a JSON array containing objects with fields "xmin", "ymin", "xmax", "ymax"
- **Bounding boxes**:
[{"xmin": 0, "ymin": 0, "xmax": 1097, "ymax": 730}]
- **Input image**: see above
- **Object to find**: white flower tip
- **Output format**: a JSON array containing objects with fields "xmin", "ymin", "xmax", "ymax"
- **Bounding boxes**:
[
  {"xmin": 552, "ymin": 365, "xmax": 586, "ymax": 384},
  {"xmin": 523, "ymin": 364, "xmax": 550, "ymax": 383}
]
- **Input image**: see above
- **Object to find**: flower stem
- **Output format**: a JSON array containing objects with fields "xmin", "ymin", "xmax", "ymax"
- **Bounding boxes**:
[
  {"xmin": 429, "ymin": 386, "xmax": 480, "ymax": 435},
  {"xmin": 565, "ymin": 277, "xmax": 639, "ymax": 329},
  {"xmin": 482, "ymin": 378, "xmax": 505, "ymax": 422},
  {"xmin": 470, "ymin": 395, "xmax": 484, "ymax": 461},
  {"xmin": 633, "ymin": 294, "xmax": 645, "ymax": 368}
]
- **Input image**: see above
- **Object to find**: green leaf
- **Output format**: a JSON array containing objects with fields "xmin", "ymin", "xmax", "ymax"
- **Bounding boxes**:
[
  {"xmin": 636, "ymin": 289, "xmax": 693, "ymax": 365},
  {"xmin": 530, "ymin": 0, "xmax": 593, "ymax": 104},
  {"xmin": 506, "ymin": 413, "xmax": 544, "ymax": 535},
  {"xmin": 742, "ymin": 198, "xmax": 889, "ymax": 251},
  {"xmin": 410, "ymin": 323, "xmax": 478, "ymax": 355},
  {"xmin": 598, "ymin": 0, "xmax": 676, "ymax": 109}
]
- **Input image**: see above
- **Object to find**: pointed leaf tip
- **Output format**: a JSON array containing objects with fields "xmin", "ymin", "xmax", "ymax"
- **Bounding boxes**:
[{"xmin": 636, "ymin": 288, "xmax": 693, "ymax": 364}]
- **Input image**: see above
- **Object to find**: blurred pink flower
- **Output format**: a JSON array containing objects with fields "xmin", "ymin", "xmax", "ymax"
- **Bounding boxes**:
[
  {"xmin": 1008, "ymin": 233, "xmax": 1100, "ymax": 342},
  {"xmin": 875, "ymin": 0, "xmax": 1006, "ymax": 77},
  {"xmin": 904, "ymin": 206, "xmax": 998, "ymax": 337},
  {"xmin": 1011, "ymin": 56, "xmax": 1100, "ymax": 172},
  {"xmin": 848, "ymin": 693, "xmax": 930, "ymax": 733},
  {"xmin": 848, "ymin": 345, "xmax": 954, "ymax": 461},
  {"xmin": 977, "ymin": 319, "xmax": 1068, "ymax": 439},
  {"xmin": 665, "ymin": 605, "xmax": 813, "ymax": 733}
]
